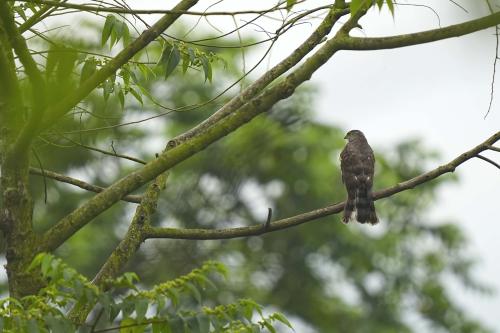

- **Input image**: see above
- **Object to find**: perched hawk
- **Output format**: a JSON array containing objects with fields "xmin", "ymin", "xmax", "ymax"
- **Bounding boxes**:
[{"xmin": 340, "ymin": 130, "xmax": 378, "ymax": 224}]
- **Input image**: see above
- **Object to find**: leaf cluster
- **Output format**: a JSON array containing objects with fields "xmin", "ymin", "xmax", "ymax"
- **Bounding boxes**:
[{"xmin": 0, "ymin": 254, "xmax": 293, "ymax": 333}]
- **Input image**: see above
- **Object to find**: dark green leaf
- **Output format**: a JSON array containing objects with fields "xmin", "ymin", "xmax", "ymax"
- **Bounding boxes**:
[
  {"xmin": 135, "ymin": 298, "xmax": 148, "ymax": 321},
  {"xmin": 200, "ymin": 55, "xmax": 212, "ymax": 82},
  {"xmin": 185, "ymin": 282, "xmax": 202, "ymax": 304},
  {"xmin": 164, "ymin": 44, "xmax": 181, "ymax": 79},
  {"xmin": 196, "ymin": 314, "xmax": 210, "ymax": 333}
]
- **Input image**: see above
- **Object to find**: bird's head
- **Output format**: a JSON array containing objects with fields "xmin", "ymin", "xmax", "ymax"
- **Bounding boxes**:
[{"xmin": 344, "ymin": 129, "xmax": 366, "ymax": 142}]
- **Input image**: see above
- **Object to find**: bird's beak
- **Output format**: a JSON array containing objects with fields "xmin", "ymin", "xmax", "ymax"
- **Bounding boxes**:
[{"xmin": 344, "ymin": 134, "xmax": 347, "ymax": 139}]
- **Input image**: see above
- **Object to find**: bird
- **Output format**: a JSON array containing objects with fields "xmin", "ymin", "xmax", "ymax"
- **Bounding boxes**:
[{"xmin": 340, "ymin": 130, "xmax": 378, "ymax": 224}]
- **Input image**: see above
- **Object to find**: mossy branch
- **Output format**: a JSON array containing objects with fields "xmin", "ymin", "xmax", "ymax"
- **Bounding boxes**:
[
  {"xmin": 40, "ymin": 11, "xmax": 500, "ymax": 252},
  {"xmin": 340, "ymin": 11, "xmax": 500, "ymax": 50}
]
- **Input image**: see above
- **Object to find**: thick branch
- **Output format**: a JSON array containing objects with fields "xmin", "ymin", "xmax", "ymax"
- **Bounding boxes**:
[
  {"xmin": 340, "ymin": 11, "xmax": 500, "ymax": 50},
  {"xmin": 40, "ymin": 0, "xmax": 198, "ymax": 130},
  {"xmin": 29, "ymin": 167, "xmax": 142, "ymax": 203},
  {"xmin": 143, "ymin": 131, "xmax": 500, "ymax": 240}
]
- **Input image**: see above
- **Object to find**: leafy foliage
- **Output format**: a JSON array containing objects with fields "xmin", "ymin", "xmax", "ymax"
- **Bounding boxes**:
[{"xmin": 0, "ymin": 254, "xmax": 292, "ymax": 333}]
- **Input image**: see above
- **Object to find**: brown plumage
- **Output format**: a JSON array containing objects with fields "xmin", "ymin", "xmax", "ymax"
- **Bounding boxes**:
[{"xmin": 340, "ymin": 130, "xmax": 378, "ymax": 224}]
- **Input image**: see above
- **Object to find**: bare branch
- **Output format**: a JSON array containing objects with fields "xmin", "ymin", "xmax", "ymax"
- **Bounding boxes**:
[
  {"xmin": 29, "ymin": 167, "xmax": 142, "ymax": 203},
  {"xmin": 143, "ymin": 131, "xmax": 500, "ymax": 241}
]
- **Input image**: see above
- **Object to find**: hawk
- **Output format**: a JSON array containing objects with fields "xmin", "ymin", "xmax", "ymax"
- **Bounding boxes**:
[{"xmin": 340, "ymin": 130, "xmax": 378, "ymax": 224}]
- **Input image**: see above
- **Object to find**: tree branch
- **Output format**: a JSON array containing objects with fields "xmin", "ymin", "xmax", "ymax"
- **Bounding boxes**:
[
  {"xmin": 143, "ymin": 131, "xmax": 500, "ymax": 240},
  {"xmin": 476, "ymin": 154, "xmax": 500, "ymax": 169},
  {"xmin": 28, "ymin": 167, "xmax": 142, "ymax": 203},
  {"xmin": 39, "ymin": 10, "xmax": 500, "ymax": 252},
  {"xmin": 339, "ymin": 11, "xmax": 500, "ymax": 50},
  {"xmin": 39, "ymin": 0, "xmax": 199, "ymax": 131},
  {"xmin": 68, "ymin": 172, "xmax": 168, "ymax": 323},
  {"xmin": 12, "ymin": 0, "xmax": 289, "ymax": 16}
]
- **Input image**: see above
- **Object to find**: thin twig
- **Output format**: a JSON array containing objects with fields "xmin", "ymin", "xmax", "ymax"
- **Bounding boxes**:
[
  {"xmin": 487, "ymin": 145, "xmax": 500, "ymax": 152},
  {"xmin": 29, "ymin": 167, "xmax": 143, "ymax": 203},
  {"xmin": 265, "ymin": 208, "xmax": 273, "ymax": 229},
  {"xmin": 476, "ymin": 154, "xmax": 500, "ymax": 169}
]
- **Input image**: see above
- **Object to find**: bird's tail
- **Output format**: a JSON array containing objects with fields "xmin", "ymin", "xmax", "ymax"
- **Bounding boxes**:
[{"xmin": 355, "ymin": 175, "xmax": 378, "ymax": 225}]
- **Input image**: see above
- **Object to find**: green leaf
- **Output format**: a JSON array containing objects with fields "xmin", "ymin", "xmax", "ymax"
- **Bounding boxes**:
[
  {"xmin": 103, "ymin": 79, "xmax": 114, "ymax": 101},
  {"xmin": 350, "ymin": 0, "xmax": 364, "ymax": 16},
  {"xmin": 159, "ymin": 43, "xmax": 180, "ymax": 79},
  {"xmin": 271, "ymin": 313, "xmax": 293, "ymax": 330},
  {"xmin": 196, "ymin": 314, "xmax": 210, "ymax": 333},
  {"xmin": 200, "ymin": 55, "xmax": 212, "ymax": 82},
  {"xmin": 41, "ymin": 254, "xmax": 53, "ymax": 276},
  {"xmin": 14, "ymin": 7, "xmax": 27, "ymax": 21},
  {"xmin": 152, "ymin": 321, "xmax": 168, "ymax": 333},
  {"xmin": 185, "ymin": 282, "xmax": 202, "ymax": 304},
  {"xmin": 117, "ymin": 85, "xmax": 125, "ymax": 110},
  {"xmin": 182, "ymin": 54, "xmax": 190, "ymax": 74},
  {"xmin": 102, "ymin": 15, "xmax": 116, "ymax": 46},
  {"xmin": 135, "ymin": 298, "xmax": 148, "ymax": 321},
  {"xmin": 386, "ymin": 0, "xmax": 395, "ymax": 15},
  {"xmin": 27, "ymin": 252, "xmax": 46, "ymax": 271},
  {"xmin": 166, "ymin": 288, "xmax": 179, "ymax": 307},
  {"xmin": 286, "ymin": 0, "xmax": 297, "ymax": 11},
  {"xmin": 129, "ymin": 87, "xmax": 143, "ymax": 106},
  {"xmin": 262, "ymin": 320, "xmax": 276, "ymax": 333},
  {"xmin": 80, "ymin": 58, "xmax": 97, "ymax": 86},
  {"xmin": 119, "ymin": 317, "xmax": 136, "ymax": 333},
  {"xmin": 26, "ymin": 319, "xmax": 39, "ymax": 333},
  {"xmin": 168, "ymin": 318, "xmax": 184, "ymax": 333}
]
